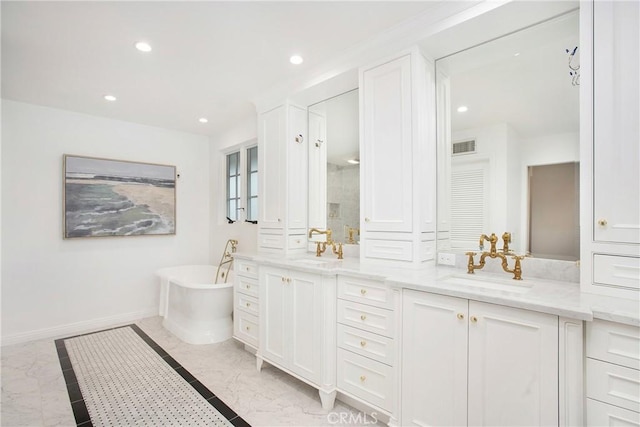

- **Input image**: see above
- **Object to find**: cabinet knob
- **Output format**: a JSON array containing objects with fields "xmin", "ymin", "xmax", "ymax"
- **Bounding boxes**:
[
  {"xmin": 246, "ymin": 285, "xmax": 251, "ymax": 289},
  {"xmin": 281, "ymin": 277, "xmax": 285, "ymax": 283},
  {"xmin": 246, "ymin": 302, "xmax": 251, "ymax": 307},
  {"xmin": 457, "ymin": 313, "xmax": 464, "ymax": 320},
  {"xmin": 295, "ymin": 134, "xmax": 304, "ymax": 143},
  {"xmin": 278, "ymin": 218, "xmax": 282, "ymax": 223},
  {"xmin": 360, "ymin": 314, "xmax": 367, "ymax": 321},
  {"xmin": 245, "ymin": 326, "xmax": 250, "ymax": 331},
  {"xmin": 470, "ymin": 316, "xmax": 478, "ymax": 323},
  {"xmin": 360, "ymin": 340, "xmax": 367, "ymax": 347},
  {"xmin": 598, "ymin": 219, "xmax": 608, "ymax": 227},
  {"xmin": 246, "ymin": 267, "xmax": 250, "ymax": 271},
  {"xmin": 364, "ymin": 217, "xmax": 370, "ymax": 223},
  {"xmin": 360, "ymin": 289, "xmax": 367, "ymax": 295},
  {"xmin": 287, "ymin": 277, "xmax": 291, "ymax": 284},
  {"xmin": 360, "ymin": 375, "xmax": 366, "ymax": 382}
]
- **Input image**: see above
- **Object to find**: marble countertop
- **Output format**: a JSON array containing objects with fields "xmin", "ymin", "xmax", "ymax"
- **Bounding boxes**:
[{"xmin": 233, "ymin": 252, "xmax": 640, "ymax": 327}]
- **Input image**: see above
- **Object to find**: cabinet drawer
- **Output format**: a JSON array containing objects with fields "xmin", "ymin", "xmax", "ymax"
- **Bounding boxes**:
[
  {"xmin": 587, "ymin": 398, "xmax": 640, "ymax": 426},
  {"xmin": 593, "ymin": 254, "xmax": 640, "ymax": 291},
  {"xmin": 337, "ymin": 348, "xmax": 393, "ymax": 412},
  {"xmin": 338, "ymin": 276, "xmax": 394, "ymax": 310},
  {"xmin": 258, "ymin": 232, "xmax": 285, "ymax": 249},
  {"xmin": 288, "ymin": 234, "xmax": 306, "ymax": 249},
  {"xmin": 337, "ymin": 299, "xmax": 394, "ymax": 338},
  {"xmin": 236, "ymin": 276, "xmax": 258, "ymax": 298},
  {"xmin": 587, "ymin": 319, "xmax": 640, "ymax": 370},
  {"xmin": 364, "ymin": 239, "xmax": 412, "ymax": 262},
  {"xmin": 234, "ymin": 312, "xmax": 258, "ymax": 347},
  {"xmin": 235, "ymin": 293, "xmax": 259, "ymax": 316},
  {"xmin": 337, "ymin": 323, "xmax": 394, "ymax": 366},
  {"xmin": 235, "ymin": 259, "xmax": 258, "ymax": 279},
  {"xmin": 586, "ymin": 358, "xmax": 640, "ymax": 412}
]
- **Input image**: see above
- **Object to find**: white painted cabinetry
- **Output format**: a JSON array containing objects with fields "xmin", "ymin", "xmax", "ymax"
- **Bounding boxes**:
[
  {"xmin": 258, "ymin": 103, "xmax": 308, "ymax": 253},
  {"xmin": 402, "ymin": 290, "xmax": 561, "ymax": 426},
  {"xmin": 258, "ymin": 266, "xmax": 337, "ymax": 409},
  {"xmin": 360, "ymin": 49, "xmax": 437, "ymax": 265},
  {"xmin": 582, "ymin": 0, "xmax": 640, "ymax": 299},
  {"xmin": 232, "ymin": 259, "xmax": 259, "ymax": 348},
  {"xmin": 586, "ymin": 319, "xmax": 640, "ymax": 426},
  {"xmin": 335, "ymin": 275, "xmax": 399, "ymax": 421}
]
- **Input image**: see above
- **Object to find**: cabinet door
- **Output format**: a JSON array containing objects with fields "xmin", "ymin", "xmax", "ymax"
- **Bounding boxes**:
[
  {"xmin": 259, "ymin": 106, "xmax": 285, "ymax": 228},
  {"xmin": 287, "ymin": 105, "xmax": 308, "ymax": 230},
  {"xmin": 362, "ymin": 55, "xmax": 413, "ymax": 233},
  {"xmin": 468, "ymin": 301, "xmax": 558, "ymax": 426},
  {"xmin": 289, "ymin": 270, "xmax": 322, "ymax": 383},
  {"xmin": 260, "ymin": 267, "xmax": 288, "ymax": 366},
  {"xmin": 402, "ymin": 290, "xmax": 468, "ymax": 427},
  {"xmin": 593, "ymin": 0, "xmax": 640, "ymax": 244}
]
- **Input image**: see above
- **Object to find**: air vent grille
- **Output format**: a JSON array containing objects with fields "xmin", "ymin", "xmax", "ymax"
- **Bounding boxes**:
[{"xmin": 452, "ymin": 140, "xmax": 476, "ymax": 155}]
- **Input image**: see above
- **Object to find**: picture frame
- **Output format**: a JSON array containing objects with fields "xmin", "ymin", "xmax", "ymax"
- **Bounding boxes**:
[{"xmin": 63, "ymin": 154, "xmax": 176, "ymax": 238}]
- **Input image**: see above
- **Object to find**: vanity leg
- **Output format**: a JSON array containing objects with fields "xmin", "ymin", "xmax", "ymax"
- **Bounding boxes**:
[
  {"xmin": 319, "ymin": 389, "xmax": 337, "ymax": 410},
  {"xmin": 256, "ymin": 356, "xmax": 264, "ymax": 372}
]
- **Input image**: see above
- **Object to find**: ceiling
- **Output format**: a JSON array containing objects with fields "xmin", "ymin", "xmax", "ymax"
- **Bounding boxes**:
[{"xmin": 1, "ymin": 1, "xmax": 438, "ymax": 139}]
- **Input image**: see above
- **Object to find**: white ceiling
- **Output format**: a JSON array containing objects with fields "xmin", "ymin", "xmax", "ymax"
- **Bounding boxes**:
[{"xmin": 1, "ymin": 1, "xmax": 438, "ymax": 139}]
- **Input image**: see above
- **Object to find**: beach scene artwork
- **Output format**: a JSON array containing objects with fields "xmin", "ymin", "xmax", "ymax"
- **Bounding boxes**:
[{"xmin": 64, "ymin": 155, "xmax": 176, "ymax": 238}]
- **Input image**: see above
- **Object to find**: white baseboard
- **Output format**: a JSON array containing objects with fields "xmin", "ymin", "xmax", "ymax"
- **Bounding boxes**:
[{"xmin": 1, "ymin": 308, "xmax": 159, "ymax": 346}]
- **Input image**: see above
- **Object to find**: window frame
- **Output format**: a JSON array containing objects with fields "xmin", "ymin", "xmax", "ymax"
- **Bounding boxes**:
[{"xmin": 222, "ymin": 139, "xmax": 258, "ymax": 225}]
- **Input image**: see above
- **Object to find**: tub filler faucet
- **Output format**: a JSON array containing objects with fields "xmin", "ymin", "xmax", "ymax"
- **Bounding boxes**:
[{"xmin": 215, "ymin": 239, "xmax": 238, "ymax": 283}]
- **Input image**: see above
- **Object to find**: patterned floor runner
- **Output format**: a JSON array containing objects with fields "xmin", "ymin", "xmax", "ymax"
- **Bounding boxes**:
[{"xmin": 55, "ymin": 324, "xmax": 250, "ymax": 426}]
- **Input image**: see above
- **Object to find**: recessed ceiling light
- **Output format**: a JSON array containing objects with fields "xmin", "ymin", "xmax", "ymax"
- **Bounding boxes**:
[
  {"xmin": 514, "ymin": 52, "xmax": 521, "ymax": 57},
  {"xmin": 347, "ymin": 159, "xmax": 360, "ymax": 165},
  {"xmin": 104, "ymin": 95, "xmax": 117, "ymax": 102},
  {"xmin": 289, "ymin": 55, "xmax": 304, "ymax": 65},
  {"xmin": 457, "ymin": 106, "xmax": 468, "ymax": 113},
  {"xmin": 198, "ymin": 118, "xmax": 208, "ymax": 123},
  {"xmin": 135, "ymin": 41, "xmax": 152, "ymax": 52}
]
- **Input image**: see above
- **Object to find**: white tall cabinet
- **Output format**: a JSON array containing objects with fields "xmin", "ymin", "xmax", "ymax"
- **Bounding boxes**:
[
  {"xmin": 258, "ymin": 103, "xmax": 308, "ymax": 253},
  {"xmin": 360, "ymin": 49, "xmax": 437, "ymax": 265},
  {"xmin": 581, "ymin": 0, "xmax": 640, "ymax": 299}
]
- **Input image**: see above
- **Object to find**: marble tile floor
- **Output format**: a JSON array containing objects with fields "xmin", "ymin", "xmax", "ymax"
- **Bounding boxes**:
[{"xmin": 1, "ymin": 316, "xmax": 382, "ymax": 427}]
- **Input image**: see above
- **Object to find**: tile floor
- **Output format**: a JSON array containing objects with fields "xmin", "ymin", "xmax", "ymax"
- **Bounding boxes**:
[{"xmin": 1, "ymin": 316, "xmax": 381, "ymax": 426}]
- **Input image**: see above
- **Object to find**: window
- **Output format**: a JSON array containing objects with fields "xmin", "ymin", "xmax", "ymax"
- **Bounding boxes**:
[
  {"xmin": 226, "ymin": 152, "xmax": 240, "ymax": 222},
  {"xmin": 246, "ymin": 146, "xmax": 258, "ymax": 222},
  {"xmin": 224, "ymin": 142, "xmax": 258, "ymax": 224}
]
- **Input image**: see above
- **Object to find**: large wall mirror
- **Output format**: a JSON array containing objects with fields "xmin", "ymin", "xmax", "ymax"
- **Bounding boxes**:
[
  {"xmin": 308, "ymin": 89, "xmax": 360, "ymax": 245},
  {"xmin": 436, "ymin": 10, "xmax": 580, "ymax": 261}
]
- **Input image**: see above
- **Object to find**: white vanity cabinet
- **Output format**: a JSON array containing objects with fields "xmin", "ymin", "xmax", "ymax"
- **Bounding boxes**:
[
  {"xmin": 582, "ymin": 0, "xmax": 640, "ymax": 299},
  {"xmin": 258, "ymin": 266, "xmax": 337, "ymax": 409},
  {"xmin": 233, "ymin": 259, "xmax": 259, "ymax": 348},
  {"xmin": 335, "ymin": 275, "xmax": 399, "ymax": 419},
  {"xmin": 402, "ymin": 290, "xmax": 560, "ymax": 426},
  {"xmin": 586, "ymin": 319, "xmax": 640, "ymax": 426},
  {"xmin": 360, "ymin": 49, "xmax": 437, "ymax": 265},
  {"xmin": 258, "ymin": 103, "xmax": 308, "ymax": 254}
]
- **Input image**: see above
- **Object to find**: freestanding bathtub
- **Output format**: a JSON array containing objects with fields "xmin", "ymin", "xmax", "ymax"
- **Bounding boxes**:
[{"xmin": 156, "ymin": 265, "xmax": 233, "ymax": 345}]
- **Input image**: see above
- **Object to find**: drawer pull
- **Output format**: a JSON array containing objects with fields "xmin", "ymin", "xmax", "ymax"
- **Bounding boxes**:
[
  {"xmin": 360, "ymin": 375, "xmax": 367, "ymax": 382},
  {"xmin": 246, "ymin": 302, "xmax": 251, "ymax": 307},
  {"xmin": 360, "ymin": 340, "xmax": 367, "ymax": 347},
  {"xmin": 598, "ymin": 219, "xmax": 608, "ymax": 227},
  {"xmin": 246, "ymin": 267, "xmax": 250, "ymax": 271},
  {"xmin": 457, "ymin": 313, "xmax": 464, "ymax": 320},
  {"xmin": 245, "ymin": 326, "xmax": 250, "ymax": 331},
  {"xmin": 360, "ymin": 289, "xmax": 367, "ymax": 295},
  {"xmin": 470, "ymin": 316, "xmax": 478, "ymax": 323},
  {"xmin": 360, "ymin": 314, "xmax": 367, "ymax": 321},
  {"xmin": 246, "ymin": 285, "xmax": 251, "ymax": 289}
]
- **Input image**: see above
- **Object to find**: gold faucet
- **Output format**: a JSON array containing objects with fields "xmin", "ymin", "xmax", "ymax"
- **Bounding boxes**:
[
  {"xmin": 332, "ymin": 242, "xmax": 343, "ymax": 260},
  {"xmin": 347, "ymin": 227, "xmax": 360, "ymax": 244},
  {"xmin": 308, "ymin": 228, "xmax": 333, "ymax": 244},
  {"xmin": 467, "ymin": 232, "xmax": 524, "ymax": 280}
]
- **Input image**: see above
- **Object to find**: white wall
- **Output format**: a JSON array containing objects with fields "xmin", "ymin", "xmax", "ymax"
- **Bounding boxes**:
[
  {"xmin": 1, "ymin": 100, "xmax": 211, "ymax": 344},
  {"xmin": 209, "ymin": 115, "xmax": 258, "ymax": 263}
]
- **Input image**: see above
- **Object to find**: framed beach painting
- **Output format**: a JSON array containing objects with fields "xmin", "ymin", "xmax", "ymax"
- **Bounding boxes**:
[{"xmin": 63, "ymin": 155, "xmax": 176, "ymax": 238}]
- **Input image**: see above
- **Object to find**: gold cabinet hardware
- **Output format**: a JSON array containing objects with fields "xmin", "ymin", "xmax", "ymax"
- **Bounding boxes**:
[
  {"xmin": 295, "ymin": 134, "xmax": 304, "ymax": 143},
  {"xmin": 281, "ymin": 277, "xmax": 285, "ymax": 283},
  {"xmin": 457, "ymin": 313, "xmax": 465, "ymax": 320},
  {"xmin": 246, "ymin": 285, "xmax": 251, "ymax": 289},
  {"xmin": 246, "ymin": 302, "xmax": 251, "ymax": 307},
  {"xmin": 360, "ymin": 340, "xmax": 367, "ymax": 347},
  {"xmin": 286, "ymin": 277, "xmax": 291, "ymax": 284},
  {"xmin": 245, "ymin": 326, "xmax": 250, "ymax": 331},
  {"xmin": 360, "ymin": 375, "xmax": 367, "ymax": 382},
  {"xmin": 245, "ymin": 267, "xmax": 250, "ymax": 271},
  {"xmin": 364, "ymin": 217, "xmax": 370, "ymax": 222},
  {"xmin": 470, "ymin": 316, "xmax": 478, "ymax": 323},
  {"xmin": 360, "ymin": 314, "xmax": 367, "ymax": 321},
  {"xmin": 360, "ymin": 289, "xmax": 367, "ymax": 295},
  {"xmin": 278, "ymin": 218, "xmax": 281, "ymax": 222},
  {"xmin": 598, "ymin": 219, "xmax": 608, "ymax": 226}
]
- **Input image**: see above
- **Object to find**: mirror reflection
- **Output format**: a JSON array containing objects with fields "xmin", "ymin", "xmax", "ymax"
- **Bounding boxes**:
[
  {"xmin": 308, "ymin": 89, "xmax": 360, "ymax": 244},
  {"xmin": 437, "ymin": 11, "xmax": 580, "ymax": 261}
]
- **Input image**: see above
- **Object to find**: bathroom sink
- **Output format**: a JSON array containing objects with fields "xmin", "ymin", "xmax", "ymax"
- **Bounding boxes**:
[
  {"xmin": 289, "ymin": 258, "xmax": 339, "ymax": 268},
  {"xmin": 441, "ymin": 274, "xmax": 532, "ymax": 294}
]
